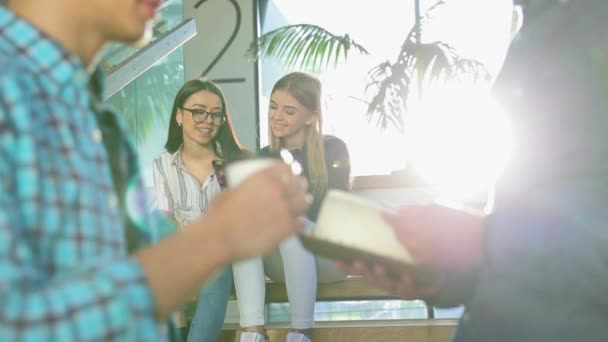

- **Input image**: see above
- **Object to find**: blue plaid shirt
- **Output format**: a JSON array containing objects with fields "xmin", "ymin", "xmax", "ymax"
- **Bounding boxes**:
[{"xmin": 0, "ymin": 7, "xmax": 175, "ymax": 341}]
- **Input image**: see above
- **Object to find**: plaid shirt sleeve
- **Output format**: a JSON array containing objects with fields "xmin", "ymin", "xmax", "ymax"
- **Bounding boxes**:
[{"xmin": 0, "ymin": 71, "xmax": 161, "ymax": 341}]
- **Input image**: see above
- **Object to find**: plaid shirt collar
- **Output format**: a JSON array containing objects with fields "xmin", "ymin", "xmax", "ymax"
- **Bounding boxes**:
[{"xmin": 0, "ymin": 6, "xmax": 107, "ymax": 102}]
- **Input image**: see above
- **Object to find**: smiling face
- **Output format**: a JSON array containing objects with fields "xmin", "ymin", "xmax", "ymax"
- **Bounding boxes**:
[
  {"xmin": 269, "ymin": 89, "xmax": 315, "ymax": 148},
  {"xmin": 176, "ymin": 90, "xmax": 223, "ymax": 147}
]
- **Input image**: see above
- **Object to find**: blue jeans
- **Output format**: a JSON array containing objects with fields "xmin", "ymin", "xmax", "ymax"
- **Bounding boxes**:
[{"xmin": 187, "ymin": 266, "xmax": 233, "ymax": 342}]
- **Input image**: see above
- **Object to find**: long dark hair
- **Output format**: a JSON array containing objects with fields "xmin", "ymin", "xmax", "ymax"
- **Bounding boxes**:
[{"xmin": 164, "ymin": 79, "xmax": 244, "ymax": 161}]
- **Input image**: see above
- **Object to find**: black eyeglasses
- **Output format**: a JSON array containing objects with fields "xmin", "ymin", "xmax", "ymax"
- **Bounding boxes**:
[{"xmin": 180, "ymin": 107, "xmax": 226, "ymax": 125}]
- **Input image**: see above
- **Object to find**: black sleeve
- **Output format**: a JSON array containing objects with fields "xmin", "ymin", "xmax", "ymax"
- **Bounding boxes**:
[
  {"xmin": 258, "ymin": 145, "xmax": 271, "ymax": 157},
  {"xmin": 324, "ymin": 135, "xmax": 351, "ymax": 191}
]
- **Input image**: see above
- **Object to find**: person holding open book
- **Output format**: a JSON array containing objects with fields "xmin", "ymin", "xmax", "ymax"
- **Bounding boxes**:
[
  {"xmin": 233, "ymin": 72, "xmax": 351, "ymax": 342},
  {"xmin": 152, "ymin": 79, "xmax": 246, "ymax": 342},
  {"xmin": 338, "ymin": 1, "xmax": 608, "ymax": 341}
]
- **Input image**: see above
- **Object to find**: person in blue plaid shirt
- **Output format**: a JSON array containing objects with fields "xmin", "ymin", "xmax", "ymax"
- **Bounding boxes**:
[{"xmin": 0, "ymin": 1, "xmax": 311, "ymax": 341}]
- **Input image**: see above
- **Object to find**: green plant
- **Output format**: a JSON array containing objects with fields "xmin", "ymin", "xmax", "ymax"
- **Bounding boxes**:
[{"xmin": 105, "ymin": 54, "xmax": 184, "ymax": 145}]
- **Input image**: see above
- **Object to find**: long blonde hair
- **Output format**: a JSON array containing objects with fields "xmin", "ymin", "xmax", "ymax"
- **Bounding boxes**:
[{"xmin": 269, "ymin": 72, "xmax": 328, "ymax": 200}]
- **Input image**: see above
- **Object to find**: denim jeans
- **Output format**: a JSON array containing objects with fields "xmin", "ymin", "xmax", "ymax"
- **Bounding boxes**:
[{"xmin": 187, "ymin": 266, "xmax": 233, "ymax": 342}]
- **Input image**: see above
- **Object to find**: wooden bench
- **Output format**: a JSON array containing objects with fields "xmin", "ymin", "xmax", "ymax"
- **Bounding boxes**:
[
  {"xmin": 264, "ymin": 278, "xmax": 433, "ymax": 318},
  {"xmin": 182, "ymin": 277, "xmax": 432, "ymax": 324},
  {"xmin": 264, "ymin": 278, "xmax": 396, "ymax": 302}
]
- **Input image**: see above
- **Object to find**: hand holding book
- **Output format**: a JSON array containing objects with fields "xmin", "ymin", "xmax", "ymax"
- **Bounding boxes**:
[
  {"xmin": 385, "ymin": 204, "xmax": 485, "ymax": 272},
  {"xmin": 299, "ymin": 190, "xmax": 485, "ymax": 299}
]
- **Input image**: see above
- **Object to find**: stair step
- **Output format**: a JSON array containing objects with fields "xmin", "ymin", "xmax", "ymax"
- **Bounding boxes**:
[{"xmin": 219, "ymin": 319, "xmax": 457, "ymax": 342}]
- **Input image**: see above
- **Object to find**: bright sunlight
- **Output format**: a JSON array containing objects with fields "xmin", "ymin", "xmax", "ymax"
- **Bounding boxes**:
[{"xmin": 405, "ymin": 84, "xmax": 513, "ymax": 204}]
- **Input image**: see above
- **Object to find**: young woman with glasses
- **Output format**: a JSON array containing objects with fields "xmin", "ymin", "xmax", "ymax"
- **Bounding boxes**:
[{"xmin": 152, "ymin": 79, "xmax": 245, "ymax": 342}]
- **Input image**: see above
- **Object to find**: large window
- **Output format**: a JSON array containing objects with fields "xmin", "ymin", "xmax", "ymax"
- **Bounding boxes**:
[
  {"xmin": 258, "ymin": 0, "xmax": 515, "ymax": 190},
  {"xmin": 256, "ymin": 0, "xmax": 516, "ymax": 321}
]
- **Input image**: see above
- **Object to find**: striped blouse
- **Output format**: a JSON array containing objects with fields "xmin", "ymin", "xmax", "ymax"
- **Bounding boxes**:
[{"xmin": 152, "ymin": 149, "xmax": 224, "ymax": 225}]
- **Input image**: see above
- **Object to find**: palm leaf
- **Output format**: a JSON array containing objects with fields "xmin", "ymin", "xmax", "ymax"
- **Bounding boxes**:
[
  {"xmin": 324, "ymin": 38, "xmax": 336, "ymax": 67},
  {"xmin": 247, "ymin": 24, "xmax": 369, "ymax": 73},
  {"xmin": 299, "ymin": 29, "xmax": 322, "ymax": 70}
]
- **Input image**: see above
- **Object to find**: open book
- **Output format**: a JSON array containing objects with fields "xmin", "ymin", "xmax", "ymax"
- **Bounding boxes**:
[{"xmin": 299, "ymin": 190, "xmax": 435, "ymax": 283}]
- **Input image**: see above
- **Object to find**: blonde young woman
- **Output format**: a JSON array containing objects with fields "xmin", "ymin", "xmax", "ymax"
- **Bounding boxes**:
[{"xmin": 234, "ymin": 72, "xmax": 351, "ymax": 342}]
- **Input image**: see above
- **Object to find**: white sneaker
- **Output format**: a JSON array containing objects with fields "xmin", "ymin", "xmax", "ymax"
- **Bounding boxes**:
[
  {"xmin": 286, "ymin": 332, "xmax": 312, "ymax": 342},
  {"xmin": 240, "ymin": 331, "xmax": 268, "ymax": 342}
]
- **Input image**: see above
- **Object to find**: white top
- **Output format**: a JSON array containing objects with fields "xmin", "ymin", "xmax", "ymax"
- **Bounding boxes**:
[{"xmin": 152, "ymin": 149, "xmax": 222, "ymax": 225}]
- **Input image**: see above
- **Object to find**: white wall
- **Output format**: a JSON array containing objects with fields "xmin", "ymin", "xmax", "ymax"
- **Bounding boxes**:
[{"xmin": 184, "ymin": 0, "xmax": 260, "ymax": 149}]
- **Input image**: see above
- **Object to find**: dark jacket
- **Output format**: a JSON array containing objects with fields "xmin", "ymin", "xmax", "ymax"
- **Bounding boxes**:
[
  {"xmin": 260, "ymin": 135, "xmax": 351, "ymax": 221},
  {"xmin": 438, "ymin": 2, "xmax": 608, "ymax": 341}
]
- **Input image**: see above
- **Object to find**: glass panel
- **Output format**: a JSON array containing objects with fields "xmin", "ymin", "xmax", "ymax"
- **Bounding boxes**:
[
  {"xmin": 434, "ymin": 306, "xmax": 465, "ymax": 319},
  {"xmin": 259, "ymin": 0, "xmax": 416, "ymax": 177},
  {"xmin": 259, "ymin": 0, "xmax": 514, "ymax": 179},
  {"xmin": 268, "ymin": 300, "xmax": 428, "ymax": 323},
  {"xmin": 103, "ymin": 0, "xmax": 184, "ymax": 186}
]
